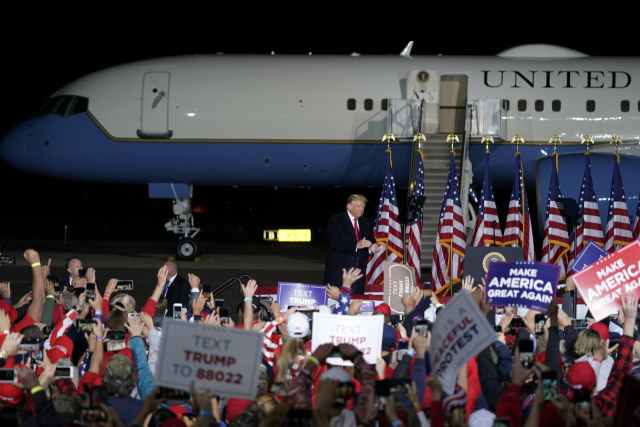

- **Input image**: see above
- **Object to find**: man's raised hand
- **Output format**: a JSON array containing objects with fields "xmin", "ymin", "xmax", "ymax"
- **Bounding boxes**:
[
  {"xmin": 41, "ymin": 259, "xmax": 52, "ymax": 279},
  {"xmin": 85, "ymin": 268, "xmax": 96, "ymax": 283},
  {"xmin": 324, "ymin": 284, "xmax": 341, "ymax": 300},
  {"xmin": 23, "ymin": 249, "xmax": 40, "ymax": 266},
  {"xmin": 342, "ymin": 267, "xmax": 363, "ymax": 289},
  {"xmin": 157, "ymin": 265, "xmax": 169, "ymax": 285},
  {"xmin": 0, "ymin": 283, "xmax": 10, "ymax": 299},
  {"xmin": 241, "ymin": 279, "xmax": 258, "ymax": 298},
  {"xmin": 461, "ymin": 275, "xmax": 474, "ymax": 293},
  {"xmin": 188, "ymin": 273, "xmax": 200, "ymax": 289}
]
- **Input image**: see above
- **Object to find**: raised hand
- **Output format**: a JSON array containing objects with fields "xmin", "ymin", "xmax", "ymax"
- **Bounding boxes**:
[
  {"xmin": 412, "ymin": 285, "xmax": 423, "ymax": 306},
  {"xmin": 349, "ymin": 299, "xmax": 363, "ymax": 315},
  {"xmin": 125, "ymin": 318, "xmax": 144, "ymax": 338},
  {"xmin": 41, "ymin": 258, "xmax": 52, "ymax": 279},
  {"xmin": 0, "ymin": 283, "xmax": 10, "ymax": 299},
  {"xmin": 188, "ymin": 273, "xmax": 200, "ymax": 289},
  {"xmin": 14, "ymin": 291, "xmax": 32, "ymax": 309},
  {"xmin": 23, "ymin": 249, "xmax": 40, "ymax": 266},
  {"xmin": 342, "ymin": 267, "xmax": 363, "ymax": 289},
  {"xmin": 376, "ymin": 357, "xmax": 387, "ymax": 377},
  {"xmin": 401, "ymin": 294, "xmax": 415, "ymax": 310},
  {"xmin": 140, "ymin": 312, "xmax": 155, "ymax": 331},
  {"xmin": 85, "ymin": 267, "xmax": 96, "ymax": 283},
  {"xmin": 105, "ymin": 278, "xmax": 118, "ymax": 296},
  {"xmin": 461, "ymin": 275, "xmax": 474, "ymax": 293},
  {"xmin": 498, "ymin": 313, "xmax": 514, "ymax": 334},
  {"xmin": 204, "ymin": 313, "xmax": 221, "ymax": 326},
  {"xmin": 157, "ymin": 265, "xmax": 169, "ymax": 285},
  {"xmin": 270, "ymin": 301, "xmax": 282, "ymax": 318},
  {"xmin": 241, "ymin": 279, "xmax": 258, "ymax": 298},
  {"xmin": 1, "ymin": 332, "xmax": 26, "ymax": 357},
  {"xmin": 88, "ymin": 285, "xmax": 103, "ymax": 312},
  {"xmin": 324, "ymin": 284, "xmax": 341, "ymax": 301},
  {"xmin": 192, "ymin": 293, "xmax": 206, "ymax": 315}
]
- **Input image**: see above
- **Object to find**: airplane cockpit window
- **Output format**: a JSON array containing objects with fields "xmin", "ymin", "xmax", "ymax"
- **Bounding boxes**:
[
  {"xmin": 67, "ymin": 96, "xmax": 89, "ymax": 116},
  {"xmin": 52, "ymin": 96, "xmax": 73, "ymax": 116},
  {"xmin": 620, "ymin": 100, "xmax": 629, "ymax": 113},
  {"xmin": 36, "ymin": 97, "xmax": 61, "ymax": 115}
]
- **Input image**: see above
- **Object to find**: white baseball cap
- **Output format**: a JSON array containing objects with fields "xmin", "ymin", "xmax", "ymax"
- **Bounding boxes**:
[{"xmin": 287, "ymin": 312, "xmax": 310, "ymax": 338}]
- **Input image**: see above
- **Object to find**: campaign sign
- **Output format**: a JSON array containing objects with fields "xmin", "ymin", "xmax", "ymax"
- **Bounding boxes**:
[
  {"xmin": 311, "ymin": 312, "xmax": 383, "ymax": 366},
  {"xmin": 430, "ymin": 291, "xmax": 495, "ymax": 394},
  {"xmin": 156, "ymin": 319, "xmax": 263, "ymax": 400},
  {"xmin": 572, "ymin": 240, "xmax": 640, "ymax": 321},
  {"xmin": 569, "ymin": 240, "xmax": 609, "ymax": 274},
  {"xmin": 277, "ymin": 282, "xmax": 327, "ymax": 313},
  {"xmin": 383, "ymin": 261, "xmax": 417, "ymax": 314},
  {"xmin": 486, "ymin": 261, "xmax": 560, "ymax": 312}
]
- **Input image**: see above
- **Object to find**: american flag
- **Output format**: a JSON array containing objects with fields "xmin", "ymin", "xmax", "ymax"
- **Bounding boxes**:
[
  {"xmin": 568, "ymin": 154, "xmax": 604, "ymax": 266},
  {"xmin": 633, "ymin": 195, "xmax": 640, "ymax": 241},
  {"xmin": 541, "ymin": 155, "xmax": 570, "ymax": 278},
  {"xmin": 406, "ymin": 150, "xmax": 425, "ymax": 283},
  {"xmin": 432, "ymin": 152, "xmax": 466, "ymax": 295},
  {"xmin": 470, "ymin": 151, "xmax": 502, "ymax": 247},
  {"xmin": 604, "ymin": 154, "xmax": 633, "ymax": 252},
  {"xmin": 503, "ymin": 152, "xmax": 535, "ymax": 260},
  {"xmin": 366, "ymin": 150, "xmax": 403, "ymax": 285}
]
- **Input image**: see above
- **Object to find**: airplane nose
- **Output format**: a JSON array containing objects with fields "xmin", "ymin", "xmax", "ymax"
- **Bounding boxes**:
[{"xmin": 0, "ymin": 124, "xmax": 27, "ymax": 170}]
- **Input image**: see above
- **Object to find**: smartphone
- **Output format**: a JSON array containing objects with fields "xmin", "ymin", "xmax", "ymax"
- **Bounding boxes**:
[
  {"xmin": 509, "ymin": 317, "xmax": 526, "ymax": 329},
  {"xmin": 361, "ymin": 301, "xmax": 375, "ymax": 312},
  {"xmin": 157, "ymin": 387, "xmax": 190, "ymax": 400},
  {"xmin": 573, "ymin": 389, "xmax": 591, "ymax": 420},
  {"xmin": 329, "ymin": 346, "xmax": 342, "ymax": 358},
  {"xmin": 193, "ymin": 314, "xmax": 204, "ymax": 323},
  {"xmin": 85, "ymin": 282, "xmax": 96, "ymax": 301},
  {"xmin": 495, "ymin": 307, "xmax": 505, "ymax": 315},
  {"xmin": 105, "ymin": 330, "xmax": 126, "ymax": 341},
  {"xmin": 19, "ymin": 338, "xmax": 42, "ymax": 352},
  {"xmin": 534, "ymin": 314, "xmax": 546, "ymax": 335},
  {"xmin": 415, "ymin": 319, "xmax": 429, "ymax": 337},
  {"xmin": 574, "ymin": 319, "xmax": 589, "ymax": 329},
  {"xmin": 214, "ymin": 299, "xmax": 224, "ymax": 308},
  {"xmin": 0, "ymin": 256, "xmax": 16, "ymax": 265},
  {"xmin": 518, "ymin": 340, "xmax": 534, "ymax": 368},
  {"xmin": 267, "ymin": 382, "xmax": 287, "ymax": 396},
  {"xmin": 128, "ymin": 313, "xmax": 141, "ymax": 323},
  {"xmin": 397, "ymin": 339, "xmax": 410, "ymax": 360},
  {"xmin": 55, "ymin": 366, "xmax": 73, "ymax": 378},
  {"xmin": 375, "ymin": 379, "xmax": 411, "ymax": 397},
  {"xmin": 336, "ymin": 382, "xmax": 355, "ymax": 403},
  {"xmin": 390, "ymin": 314, "xmax": 401, "ymax": 328},
  {"xmin": 78, "ymin": 269, "xmax": 86, "ymax": 278},
  {"xmin": 116, "ymin": 280, "xmax": 134, "ymax": 291},
  {"xmin": 0, "ymin": 369, "xmax": 18, "ymax": 383},
  {"xmin": 541, "ymin": 371, "xmax": 557, "ymax": 401},
  {"xmin": 494, "ymin": 325, "xmax": 503, "ymax": 334},
  {"xmin": 219, "ymin": 307, "xmax": 230, "ymax": 324},
  {"xmin": 77, "ymin": 319, "xmax": 94, "ymax": 333},
  {"xmin": 202, "ymin": 284, "xmax": 211, "ymax": 299},
  {"xmin": 54, "ymin": 286, "xmax": 61, "ymax": 298},
  {"xmin": 493, "ymin": 418, "xmax": 510, "ymax": 427},
  {"xmin": 173, "ymin": 304, "xmax": 183, "ymax": 319},
  {"xmin": 106, "ymin": 341, "xmax": 126, "ymax": 351}
]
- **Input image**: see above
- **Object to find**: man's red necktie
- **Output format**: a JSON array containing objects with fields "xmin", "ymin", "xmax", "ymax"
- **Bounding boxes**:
[{"xmin": 354, "ymin": 218, "xmax": 360, "ymax": 241}]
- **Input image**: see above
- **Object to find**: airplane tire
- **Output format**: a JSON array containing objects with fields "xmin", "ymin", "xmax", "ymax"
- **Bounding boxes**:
[{"xmin": 176, "ymin": 238, "xmax": 200, "ymax": 261}]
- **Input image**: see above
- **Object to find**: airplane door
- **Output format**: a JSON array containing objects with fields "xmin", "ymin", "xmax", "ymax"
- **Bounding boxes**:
[{"xmin": 137, "ymin": 72, "xmax": 173, "ymax": 139}]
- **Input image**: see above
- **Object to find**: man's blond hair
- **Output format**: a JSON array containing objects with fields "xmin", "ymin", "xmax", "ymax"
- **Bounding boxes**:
[{"xmin": 346, "ymin": 194, "xmax": 368, "ymax": 208}]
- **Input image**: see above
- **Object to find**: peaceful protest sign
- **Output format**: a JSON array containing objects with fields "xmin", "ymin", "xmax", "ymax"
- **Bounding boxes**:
[
  {"xmin": 277, "ymin": 282, "xmax": 327, "ymax": 313},
  {"xmin": 486, "ymin": 261, "xmax": 560, "ymax": 312},
  {"xmin": 311, "ymin": 312, "xmax": 383, "ymax": 366},
  {"xmin": 572, "ymin": 240, "xmax": 640, "ymax": 321},
  {"xmin": 383, "ymin": 261, "xmax": 417, "ymax": 314},
  {"xmin": 156, "ymin": 319, "xmax": 263, "ymax": 400},
  {"xmin": 570, "ymin": 240, "xmax": 610, "ymax": 274},
  {"xmin": 430, "ymin": 291, "xmax": 495, "ymax": 394}
]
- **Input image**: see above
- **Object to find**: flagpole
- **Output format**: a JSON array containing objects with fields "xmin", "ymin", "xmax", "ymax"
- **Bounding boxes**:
[
  {"xmin": 382, "ymin": 133, "xmax": 395, "ymax": 265},
  {"xmin": 447, "ymin": 133, "xmax": 458, "ymax": 296},
  {"xmin": 512, "ymin": 135, "xmax": 525, "ymax": 257}
]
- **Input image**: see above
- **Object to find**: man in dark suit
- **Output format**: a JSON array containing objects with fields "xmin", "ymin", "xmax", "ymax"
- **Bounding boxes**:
[
  {"xmin": 323, "ymin": 194, "xmax": 382, "ymax": 294},
  {"xmin": 59, "ymin": 256, "xmax": 83, "ymax": 290},
  {"xmin": 161, "ymin": 260, "xmax": 190, "ymax": 317}
]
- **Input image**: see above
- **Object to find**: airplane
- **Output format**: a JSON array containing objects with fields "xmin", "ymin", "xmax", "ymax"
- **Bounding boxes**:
[{"xmin": 1, "ymin": 43, "xmax": 639, "ymax": 262}]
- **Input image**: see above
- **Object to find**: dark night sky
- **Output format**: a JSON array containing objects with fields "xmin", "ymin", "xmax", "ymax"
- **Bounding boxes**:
[{"xmin": 1, "ymin": 4, "xmax": 639, "ymax": 245}]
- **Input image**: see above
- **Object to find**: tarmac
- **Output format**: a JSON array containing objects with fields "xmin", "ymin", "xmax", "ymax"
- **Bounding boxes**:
[{"xmin": 0, "ymin": 241, "xmax": 328, "ymax": 313}]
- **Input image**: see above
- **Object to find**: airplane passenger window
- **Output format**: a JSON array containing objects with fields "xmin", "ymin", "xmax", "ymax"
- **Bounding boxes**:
[
  {"xmin": 552, "ymin": 100, "xmax": 561, "ymax": 112},
  {"xmin": 67, "ymin": 97, "xmax": 89, "ymax": 116},
  {"xmin": 518, "ymin": 100, "xmax": 527, "ymax": 112},
  {"xmin": 621, "ymin": 100, "xmax": 629, "ymax": 112},
  {"xmin": 37, "ymin": 97, "xmax": 61, "ymax": 115},
  {"xmin": 347, "ymin": 99, "xmax": 356, "ymax": 110},
  {"xmin": 535, "ymin": 100, "xmax": 544, "ymax": 112},
  {"xmin": 503, "ymin": 100, "xmax": 510, "ymax": 111},
  {"xmin": 381, "ymin": 99, "xmax": 388, "ymax": 111},
  {"xmin": 364, "ymin": 99, "xmax": 373, "ymax": 111},
  {"xmin": 586, "ymin": 100, "xmax": 595, "ymax": 112},
  {"xmin": 52, "ymin": 96, "xmax": 73, "ymax": 116}
]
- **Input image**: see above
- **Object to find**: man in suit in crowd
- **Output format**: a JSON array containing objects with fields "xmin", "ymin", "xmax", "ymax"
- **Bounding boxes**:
[
  {"xmin": 323, "ymin": 194, "xmax": 382, "ymax": 294},
  {"xmin": 59, "ymin": 256, "xmax": 83, "ymax": 289},
  {"xmin": 161, "ymin": 260, "xmax": 190, "ymax": 317}
]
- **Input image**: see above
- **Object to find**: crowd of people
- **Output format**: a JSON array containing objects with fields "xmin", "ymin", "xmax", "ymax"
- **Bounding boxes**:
[{"xmin": 0, "ymin": 249, "xmax": 639, "ymax": 427}]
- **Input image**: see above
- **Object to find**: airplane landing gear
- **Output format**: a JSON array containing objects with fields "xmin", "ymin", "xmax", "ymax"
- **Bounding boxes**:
[{"xmin": 164, "ymin": 184, "xmax": 202, "ymax": 261}]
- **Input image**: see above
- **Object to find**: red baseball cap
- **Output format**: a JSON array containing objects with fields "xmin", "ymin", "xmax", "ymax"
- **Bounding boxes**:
[
  {"xmin": 566, "ymin": 361, "xmax": 596, "ymax": 391},
  {"xmin": 47, "ymin": 336, "xmax": 74, "ymax": 363},
  {"xmin": 587, "ymin": 322, "xmax": 609, "ymax": 342},
  {"xmin": 374, "ymin": 303, "xmax": 391, "ymax": 317}
]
